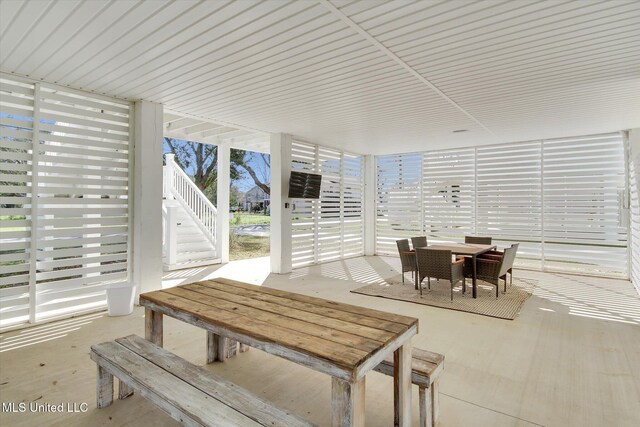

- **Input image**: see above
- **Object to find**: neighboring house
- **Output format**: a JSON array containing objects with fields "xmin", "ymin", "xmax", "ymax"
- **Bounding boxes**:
[{"xmin": 243, "ymin": 185, "xmax": 270, "ymax": 213}]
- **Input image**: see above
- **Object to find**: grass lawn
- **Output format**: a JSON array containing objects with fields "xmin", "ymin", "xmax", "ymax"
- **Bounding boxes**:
[
  {"xmin": 230, "ymin": 235, "xmax": 269, "ymax": 261},
  {"xmin": 230, "ymin": 212, "xmax": 270, "ymax": 226}
]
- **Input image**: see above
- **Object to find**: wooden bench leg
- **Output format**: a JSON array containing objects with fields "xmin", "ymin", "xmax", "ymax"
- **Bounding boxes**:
[
  {"xmin": 118, "ymin": 380, "xmax": 134, "ymax": 400},
  {"xmin": 208, "ymin": 333, "xmax": 241, "ymax": 363},
  {"xmin": 239, "ymin": 343, "xmax": 250, "ymax": 353},
  {"xmin": 432, "ymin": 379, "xmax": 440, "ymax": 425},
  {"xmin": 419, "ymin": 386, "xmax": 432, "ymax": 427},
  {"xmin": 227, "ymin": 338, "xmax": 238, "ymax": 358},
  {"xmin": 96, "ymin": 365, "xmax": 113, "ymax": 408}
]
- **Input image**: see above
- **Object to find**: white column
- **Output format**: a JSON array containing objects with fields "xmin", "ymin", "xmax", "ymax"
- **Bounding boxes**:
[
  {"xmin": 364, "ymin": 154, "xmax": 376, "ymax": 256},
  {"xmin": 132, "ymin": 101, "xmax": 164, "ymax": 298},
  {"xmin": 628, "ymin": 128, "xmax": 640, "ymax": 294},
  {"xmin": 270, "ymin": 133, "xmax": 293, "ymax": 274},
  {"xmin": 216, "ymin": 141, "xmax": 230, "ymax": 263}
]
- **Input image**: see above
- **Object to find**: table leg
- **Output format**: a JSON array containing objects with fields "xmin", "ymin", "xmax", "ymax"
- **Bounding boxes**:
[
  {"xmin": 331, "ymin": 376, "xmax": 365, "ymax": 427},
  {"xmin": 144, "ymin": 308, "xmax": 163, "ymax": 346},
  {"xmin": 394, "ymin": 342, "xmax": 412, "ymax": 427},
  {"xmin": 207, "ymin": 332, "xmax": 218, "ymax": 363},
  {"xmin": 472, "ymin": 254, "xmax": 477, "ymax": 298}
]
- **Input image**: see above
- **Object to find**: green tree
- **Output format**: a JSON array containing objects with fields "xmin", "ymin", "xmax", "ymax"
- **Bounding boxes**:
[
  {"xmin": 238, "ymin": 151, "xmax": 270, "ymax": 195},
  {"xmin": 164, "ymin": 137, "xmax": 245, "ymax": 191}
]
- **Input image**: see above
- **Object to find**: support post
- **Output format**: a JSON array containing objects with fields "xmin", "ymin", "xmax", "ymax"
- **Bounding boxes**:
[
  {"xmin": 165, "ymin": 206, "xmax": 178, "ymax": 266},
  {"xmin": 207, "ymin": 331, "xmax": 218, "ymax": 363},
  {"xmin": 364, "ymin": 154, "xmax": 376, "ymax": 256},
  {"xmin": 144, "ymin": 308, "xmax": 163, "ymax": 347},
  {"xmin": 163, "ymin": 153, "xmax": 175, "ymax": 198},
  {"xmin": 118, "ymin": 380, "xmax": 134, "ymax": 400},
  {"xmin": 132, "ymin": 101, "xmax": 164, "ymax": 298},
  {"xmin": 96, "ymin": 366, "xmax": 113, "ymax": 408},
  {"xmin": 331, "ymin": 377, "xmax": 365, "ymax": 427},
  {"xmin": 394, "ymin": 342, "xmax": 412, "ymax": 427},
  {"xmin": 216, "ymin": 141, "xmax": 230, "ymax": 263},
  {"xmin": 270, "ymin": 133, "xmax": 293, "ymax": 274}
]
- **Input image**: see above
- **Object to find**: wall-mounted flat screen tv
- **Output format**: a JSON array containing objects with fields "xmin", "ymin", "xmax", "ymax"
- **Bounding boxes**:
[{"xmin": 288, "ymin": 171, "xmax": 322, "ymax": 199}]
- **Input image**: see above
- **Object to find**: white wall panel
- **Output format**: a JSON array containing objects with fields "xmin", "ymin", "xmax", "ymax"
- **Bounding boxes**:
[
  {"xmin": 629, "ymin": 129, "xmax": 640, "ymax": 294},
  {"xmin": 376, "ymin": 133, "xmax": 629, "ymax": 277},
  {"xmin": 476, "ymin": 141, "xmax": 542, "ymax": 268},
  {"xmin": 290, "ymin": 139, "xmax": 364, "ymax": 268},
  {"xmin": 0, "ymin": 75, "xmax": 132, "ymax": 328},
  {"xmin": 375, "ymin": 152, "xmax": 422, "ymax": 255}
]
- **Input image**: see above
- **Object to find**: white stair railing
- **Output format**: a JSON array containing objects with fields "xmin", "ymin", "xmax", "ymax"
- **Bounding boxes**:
[{"xmin": 164, "ymin": 153, "xmax": 217, "ymax": 251}]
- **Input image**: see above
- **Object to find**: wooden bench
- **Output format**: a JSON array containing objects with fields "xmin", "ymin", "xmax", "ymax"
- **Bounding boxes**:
[
  {"xmin": 373, "ymin": 348, "xmax": 444, "ymax": 427},
  {"xmin": 90, "ymin": 335, "xmax": 314, "ymax": 427}
]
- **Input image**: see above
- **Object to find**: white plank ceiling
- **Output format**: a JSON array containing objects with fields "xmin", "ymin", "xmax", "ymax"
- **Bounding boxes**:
[{"xmin": 1, "ymin": 0, "xmax": 638, "ymax": 154}]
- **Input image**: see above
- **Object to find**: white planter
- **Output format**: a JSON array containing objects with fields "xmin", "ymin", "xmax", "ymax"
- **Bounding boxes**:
[{"xmin": 106, "ymin": 282, "xmax": 136, "ymax": 317}]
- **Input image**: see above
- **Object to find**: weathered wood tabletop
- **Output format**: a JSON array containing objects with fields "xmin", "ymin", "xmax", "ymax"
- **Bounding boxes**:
[{"xmin": 139, "ymin": 277, "xmax": 419, "ymax": 427}]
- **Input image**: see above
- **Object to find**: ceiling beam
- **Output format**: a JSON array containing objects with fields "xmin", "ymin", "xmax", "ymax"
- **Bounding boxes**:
[
  {"xmin": 317, "ymin": 0, "xmax": 499, "ymax": 140},
  {"xmin": 164, "ymin": 107, "xmax": 270, "ymax": 137}
]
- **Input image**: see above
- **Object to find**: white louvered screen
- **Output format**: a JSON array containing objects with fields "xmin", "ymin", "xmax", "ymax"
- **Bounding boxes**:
[
  {"xmin": 476, "ymin": 142, "xmax": 543, "ymax": 269},
  {"xmin": 423, "ymin": 148, "xmax": 475, "ymax": 243},
  {"xmin": 375, "ymin": 133, "xmax": 629, "ymax": 277},
  {"xmin": 291, "ymin": 140, "xmax": 317, "ymax": 268},
  {"xmin": 290, "ymin": 139, "xmax": 364, "ymax": 268},
  {"xmin": 0, "ymin": 76, "xmax": 132, "ymax": 328},
  {"xmin": 0, "ymin": 77, "xmax": 34, "ymax": 326},
  {"xmin": 317, "ymin": 146, "xmax": 342, "ymax": 264},
  {"xmin": 376, "ymin": 153, "xmax": 422, "ymax": 255},
  {"xmin": 342, "ymin": 153, "xmax": 364, "ymax": 258},
  {"xmin": 542, "ymin": 135, "xmax": 627, "ymax": 275},
  {"xmin": 630, "ymin": 140, "xmax": 640, "ymax": 293}
]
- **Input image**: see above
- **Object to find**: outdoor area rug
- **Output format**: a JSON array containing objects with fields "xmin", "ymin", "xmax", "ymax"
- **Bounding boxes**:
[{"xmin": 351, "ymin": 278, "xmax": 537, "ymax": 320}]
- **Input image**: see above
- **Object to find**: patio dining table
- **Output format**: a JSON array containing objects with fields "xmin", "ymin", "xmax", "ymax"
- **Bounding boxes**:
[
  {"xmin": 416, "ymin": 243, "xmax": 496, "ymax": 298},
  {"xmin": 139, "ymin": 278, "xmax": 419, "ymax": 426}
]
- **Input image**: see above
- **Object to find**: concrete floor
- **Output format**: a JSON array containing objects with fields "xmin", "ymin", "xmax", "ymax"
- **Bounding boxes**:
[{"xmin": 1, "ymin": 256, "xmax": 639, "ymax": 427}]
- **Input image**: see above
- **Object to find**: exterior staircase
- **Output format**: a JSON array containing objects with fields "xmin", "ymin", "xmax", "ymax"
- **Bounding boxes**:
[{"xmin": 163, "ymin": 154, "xmax": 220, "ymax": 271}]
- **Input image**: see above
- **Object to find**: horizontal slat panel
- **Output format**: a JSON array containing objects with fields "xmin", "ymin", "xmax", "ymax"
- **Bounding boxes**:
[
  {"xmin": 1, "ymin": 76, "xmax": 132, "ymax": 327},
  {"xmin": 291, "ymin": 139, "xmax": 363, "ymax": 267},
  {"xmin": 375, "ymin": 133, "xmax": 627, "ymax": 276}
]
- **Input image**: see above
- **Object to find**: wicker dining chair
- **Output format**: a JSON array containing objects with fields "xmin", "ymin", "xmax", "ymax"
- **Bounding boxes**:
[
  {"xmin": 411, "ymin": 236, "xmax": 428, "ymax": 250},
  {"xmin": 477, "ymin": 243, "xmax": 519, "ymax": 287},
  {"xmin": 465, "ymin": 236, "xmax": 492, "ymax": 245},
  {"xmin": 396, "ymin": 239, "xmax": 417, "ymax": 285},
  {"xmin": 415, "ymin": 248, "xmax": 465, "ymax": 301},
  {"xmin": 462, "ymin": 236, "xmax": 493, "ymax": 278},
  {"xmin": 474, "ymin": 244, "xmax": 519, "ymax": 297}
]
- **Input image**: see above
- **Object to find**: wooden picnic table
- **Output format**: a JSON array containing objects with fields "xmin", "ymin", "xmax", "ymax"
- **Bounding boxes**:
[
  {"xmin": 418, "ymin": 243, "xmax": 496, "ymax": 298},
  {"xmin": 139, "ymin": 278, "xmax": 419, "ymax": 427}
]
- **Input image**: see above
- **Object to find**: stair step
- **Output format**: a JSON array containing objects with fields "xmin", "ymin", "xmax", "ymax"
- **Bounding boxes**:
[
  {"xmin": 177, "ymin": 236, "xmax": 212, "ymax": 244},
  {"xmin": 163, "ymin": 257, "xmax": 222, "ymax": 271},
  {"xmin": 176, "ymin": 250, "xmax": 217, "ymax": 262},
  {"xmin": 177, "ymin": 241, "xmax": 214, "ymax": 251}
]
